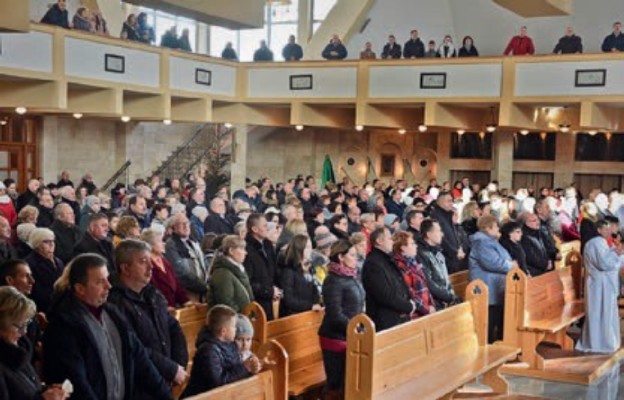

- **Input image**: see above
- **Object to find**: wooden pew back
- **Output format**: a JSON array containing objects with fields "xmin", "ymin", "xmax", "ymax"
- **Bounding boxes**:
[
  {"xmin": 346, "ymin": 280, "xmax": 489, "ymax": 399},
  {"xmin": 175, "ymin": 304, "xmax": 210, "ymax": 360},
  {"xmin": 244, "ymin": 302, "xmax": 325, "ymax": 387},
  {"xmin": 185, "ymin": 339, "xmax": 288, "ymax": 400},
  {"xmin": 450, "ymin": 270, "xmax": 469, "ymax": 300}
]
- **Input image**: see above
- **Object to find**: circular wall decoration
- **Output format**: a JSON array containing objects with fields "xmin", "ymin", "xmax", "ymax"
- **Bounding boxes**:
[
  {"xmin": 419, "ymin": 159, "xmax": 428, "ymax": 168},
  {"xmin": 347, "ymin": 157, "xmax": 355, "ymax": 166}
]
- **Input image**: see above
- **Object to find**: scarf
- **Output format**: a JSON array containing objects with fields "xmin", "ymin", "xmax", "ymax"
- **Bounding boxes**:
[{"xmin": 329, "ymin": 261, "xmax": 357, "ymax": 278}]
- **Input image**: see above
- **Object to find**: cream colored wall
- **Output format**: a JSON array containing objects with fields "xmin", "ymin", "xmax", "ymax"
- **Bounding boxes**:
[{"xmin": 39, "ymin": 116, "xmax": 199, "ymax": 185}]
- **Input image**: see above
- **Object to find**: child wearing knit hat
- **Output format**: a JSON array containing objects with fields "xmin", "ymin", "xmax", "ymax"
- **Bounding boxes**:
[{"xmin": 235, "ymin": 314, "xmax": 256, "ymax": 362}]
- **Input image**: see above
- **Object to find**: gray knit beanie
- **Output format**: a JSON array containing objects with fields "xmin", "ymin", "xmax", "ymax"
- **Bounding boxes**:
[{"xmin": 236, "ymin": 314, "xmax": 254, "ymax": 337}]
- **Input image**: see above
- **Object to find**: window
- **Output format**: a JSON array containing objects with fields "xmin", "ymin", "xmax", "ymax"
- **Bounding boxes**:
[
  {"xmin": 451, "ymin": 132, "xmax": 492, "ymax": 159},
  {"xmin": 575, "ymin": 132, "xmax": 624, "ymax": 161},
  {"xmin": 513, "ymin": 132, "xmax": 556, "ymax": 160},
  {"xmin": 210, "ymin": 26, "xmax": 237, "ymax": 58},
  {"xmin": 137, "ymin": 7, "xmax": 198, "ymax": 50},
  {"xmin": 313, "ymin": 0, "xmax": 337, "ymax": 33}
]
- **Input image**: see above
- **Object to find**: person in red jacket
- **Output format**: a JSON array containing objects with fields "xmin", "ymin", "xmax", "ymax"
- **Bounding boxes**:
[
  {"xmin": 0, "ymin": 182, "xmax": 17, "ymax": 227},
  {"xmin": 504, "ymin": 26, "xmax": 535, "ymax": 56}
]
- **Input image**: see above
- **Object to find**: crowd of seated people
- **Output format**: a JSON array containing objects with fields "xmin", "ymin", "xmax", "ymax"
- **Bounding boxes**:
[{"xmin": 1, "ymin": 164, "xmax": 624, "ymax": 398}]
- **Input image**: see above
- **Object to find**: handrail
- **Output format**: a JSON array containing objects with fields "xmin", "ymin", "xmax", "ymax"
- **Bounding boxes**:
[
  {"xmin": 150, "ymin": 123, "xmax": 209, "ymax": 179},
  {"xmin": 101, "ymin": 160, "xmax": 131, "ymax": 192}
]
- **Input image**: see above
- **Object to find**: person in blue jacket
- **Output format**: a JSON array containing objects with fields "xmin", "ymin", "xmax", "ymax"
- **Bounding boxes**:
[
  {"xmin": 468, "ymin": 215, "xmax": 516, "ymax": 343},
  {"xmin": 602, "ymin": 21, "xmax": 624, "ymax": 52},
  {"xmin": 322, "ymin": 35, "xmax": 348, "ymax": 60}
]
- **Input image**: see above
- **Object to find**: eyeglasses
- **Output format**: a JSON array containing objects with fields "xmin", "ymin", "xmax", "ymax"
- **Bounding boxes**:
[{"xmin": 12, "ymin": 320, "xmax": 31, "ymax": 334}]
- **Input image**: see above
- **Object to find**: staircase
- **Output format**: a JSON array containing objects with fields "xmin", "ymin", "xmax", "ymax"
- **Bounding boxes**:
[
  {"xmin": 150, "ymin": 123, "xmax": 233, "ymax": 186},
  {"xmin": 101, "ymin": 160, "xmax": 132, "ymax": 192}
]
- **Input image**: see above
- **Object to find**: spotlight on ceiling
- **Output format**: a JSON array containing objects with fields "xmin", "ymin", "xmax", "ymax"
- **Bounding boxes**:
[
  {"xmin": 355, "ymin": 125, "xmax": 364, "ymax": 132},
  {"xmin": 519, "ymin": 130, "xmax": 529, "ymax": 135},
  {"xmin": 15, "ymin": 107, "xmax": 27, "ymax": 115},
  {"xmin": 398, "ymin": 128, "xmax": 406, "ymax": 135},
  {"xmin": 73, "ymin": 113, "xmax": 83, "ymax": 120},
  {"xmin": 121, "ymin": 115, "xmax": 131, "ymax": 123},
  {"xmin": 418, "ymin": 124, "xmax": 427, "ymax": 133},
  {"xmin": 456, "ymin": 129, "xmax": 465, "ymax": 135},
  {"xmin": 295, "ymin": 125, "xmax": 304, "ymax": 131},
  {"xmin": 163, "ymin": 119, "xmax": 172, "ymax": 125},
  {"xmin": 224, "ymin": 123, "xmax": 233, "ymax": 129}
]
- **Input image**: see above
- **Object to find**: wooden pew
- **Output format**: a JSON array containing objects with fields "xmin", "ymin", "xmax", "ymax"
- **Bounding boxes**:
[
  {"xmin": 185, "ymin": 339, "xmax": 288, "ymax": 400},
  {"xmin": 175, "ymin": 304, "xmax": 210, "ymax": 360},
  {"xmin": 450, "ymin": 270, "xmax": 469, "ymax": 300},
  {"xmin": 345, "ymin": 280, "xmax": 520, "ymax": 400},
  {"xmin": 244, "ymin": 302, "xmax": 325, "ymax": 397},
  {"xmin": 502, "ymin": 266, "xmax": 584, "ymax": 372}
]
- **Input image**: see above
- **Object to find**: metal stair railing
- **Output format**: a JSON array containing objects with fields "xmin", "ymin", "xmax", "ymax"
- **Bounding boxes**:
[{"xmin": 101, "ymin": 160, "xmax": 132, "ymax": 192}]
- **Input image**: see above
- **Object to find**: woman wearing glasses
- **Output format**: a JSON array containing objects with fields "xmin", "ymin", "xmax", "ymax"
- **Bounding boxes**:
[{"xmin": 0, "ymin": 286, "xmax": 69, "ymax": 399}]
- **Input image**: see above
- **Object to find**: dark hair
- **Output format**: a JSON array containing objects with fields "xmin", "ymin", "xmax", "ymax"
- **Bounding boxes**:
[
  {"xmin": 207, "ymin": 304, "xmax": 237, "ymax": 335},
  {"xmin": 152, "ymin": 203, "xmax": 169, "ymax": 214},
  {"xmin": 604, "ymin": 215, "xmax": 620, "ymax": 224},
  {"xmin": 462, "ymin": 36, "xmax": 474, "ymax": 46},
  {"xmin": 420, "ymin": 218, "xmax": 439, "ymax": 239},
  {"xmin": 328, "ymin": 214, "xmax": 347, "ymax": 228},
  {"xmin": 595, "ymin": 219, "xmax": 610, "ymax": 230},
  {"xmin": 68, "ymin": 254, "xmax": 108, "ymax": 289},
  {"xmin": 128, "ymin": 195, "xmax": 145, "ymax": 207},
  {"xmin": 0, "ymin": 259, "xmax": 28, "ymax": 286},
  {"xmin": 88, "ymin": 212, "xmax": 108, "ymax": 225},
  {"xmin": 329, "ymin": 239, "xmax": 353, "ymax": 263},
  {"xmin": 500, "ymin": 221, "xmax": 522, "ymax": 238},
  {"xmin": 369, "ymin": 227, "xmax": 388, "ymax": 247},
  {"xmin": 284, "ymin": 234, "xmax": 309, "ymax": 271},
  {"xmin": 246, "ymin": 213, "xmax": 265, "ymax": 232},
  {"xmin": 406, "ymin": 210, "xmax": 425, "ymax": 223}
]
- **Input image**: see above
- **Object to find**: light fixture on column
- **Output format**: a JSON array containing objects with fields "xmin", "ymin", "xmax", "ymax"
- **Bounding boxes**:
[
  {"xmin": 588, "ymin": 130, "xmax": 598, "ymax": 136},
  {"xmin": 398, "ymin": 128, "xmax": 406, "ymax": 135},
  {"xmin": 519, "ymin": 129, "xmax": 529, "ymax": 135},
  {"xmin": 485, "ymin": 106, "xmax": 497, "ymax": 133},
  {"xmin": 163, "ymin": 119, "xmax": 172, "ymax": 125},
  {"xmin": 0, "ymin": 119, "xmax": 7, "ymax": 126},
  {"xmin": 418, "ymin": 123, "xmax": 427, "ymax": 132},
  {"xmin": 456, "ymin": 129, "xmax": 465, "ymax": 135},
  {"xmin": 121, "ymin": 115, "xmax": 131, "ymax": 123},
  {"xmin": 15, "ymin": 107, "xmax": 27, "ymax": 115},
  {"xmin": 355, "ymin": 125, "xmax": 364, "ymax": 132},
  {"xmin": 295, "ymin": 124, "xmax": 304, "ymax": 131},
  {"xmin": 73, "ymin": 113, "xmax": 83, "ymax": 119},
  {"xmin": 558, "ymin": 106, "xmax": 571, "ymax": 133},
  {"xmin": 224, "ymin": 122, "xmax": 233, "ymax": 129}
]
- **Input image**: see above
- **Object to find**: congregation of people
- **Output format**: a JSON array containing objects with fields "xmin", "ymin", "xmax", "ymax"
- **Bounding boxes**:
[
  {"xmin": 1, "ymin": 166, "xmax": 624, "ymax": 398},
  {"xmin": 38, "ymin": 0, "xmax": 624, "ymax": 62}
]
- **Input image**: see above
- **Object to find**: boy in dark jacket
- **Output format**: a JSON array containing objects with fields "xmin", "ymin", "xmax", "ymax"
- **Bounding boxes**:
[{"xmin": 182, "ymin": 305, "xmax": 261, "ymax": 397}]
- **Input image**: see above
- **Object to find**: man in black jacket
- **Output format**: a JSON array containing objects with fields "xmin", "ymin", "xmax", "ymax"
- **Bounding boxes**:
[
  {"xmin": 42, "ymin": 254, "xmax": 173, "ymax": 400},
  {"xmin": 40, "ymin": 0, "xmax": 70, "ymax": 29},
  {"xmin": 429, "ymin": 192, "xmax": 467, "ymax": 273},
  {"xmin": 534, "ymin": 199, "xmax": 560, "ymax": 263},
  {"xmin": 602, "ymin": 21, "xmax": 624, "ymax": 52},
  {"xmin": 50, "ymin": 203, "xmax": 83, "ymax": 264},
  {"xmin": 520, "ymin": 213, "xmax": 552, "ymax": 277},
  {"xmin": 73, "ymin": 213, "xmax": 115, "ymax": 273},
  {"xmin": 109, "ymin": 240, "xmax": 189, "ymax": 394},
  {"xmin": 362, "ymin": 227, "xmax": 415, "ymax": 331},
  {"xmin": 403, "ymin": 29, "xmax": 425, "ymax": 58},
  {"xmin": 381, "ymin": 35, "xmax": 402, "ymax": 59},
  {"xmin": 553, "ymin": 27, "xmax": 583, "ymax": 54},
  {"xmin": 282, "ymin": 34, "xmax": 303, "ymax": 61},
  {"xmin": 243, "ymin": 214, "xmax": 281, "ymax": 320},
  {"xmin": 204, "ymin": 197, "xmax": 234, "ymax": 234}
]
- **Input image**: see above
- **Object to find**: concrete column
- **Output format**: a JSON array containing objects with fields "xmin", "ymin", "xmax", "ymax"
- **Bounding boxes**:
[
  {"xmin": 230, "ymin": 124, "xmax": 248, "ymax": 192},
  {"xmin": 491, "ymin": 131, "xmax": 514, "ymax": 189},
  {"xmin": 39, "ymin": 116, "xmax": 59, "ymax": 184},
  {"xmin": 436, "ymin": 131, "xmax": 451, "ymax": 183},
  {"xmin": 298, "ymin": 0, "xmax": 313, "ymax": 44},
  {"xmin": 554, "ymin": 132, "xmax": 575, "ymax": 188}
]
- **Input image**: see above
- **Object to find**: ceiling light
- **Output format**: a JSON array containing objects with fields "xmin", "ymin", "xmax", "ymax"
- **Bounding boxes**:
[
  {"xmin": 163, "ymin": 119, "xmax": 172, "ymax": 125},
  {"xmin": 418, "ymin": 124, "xmax": 427, "ymax": 132},
  {"xmin": 355, "ymin": 125, "xmax": 364, "ymax": 131},
  {"xmin": 486, "ymin": 124, "xmax": 497, "ymax": 133},
  {"xmin": 485, "ymin": 106, "xmax": 497, "ymax": 133},
  {"xmin": 519, "ymin": 129, "xmax": 529, "ymax": 135},
  {"xmin": 73, "ymin": 113, "xmax": 83, "ymax": 119},
  {"xmin": 456, "ymin": 129, "xmax": 465, "ymax": 135},
  {"xmin": 15, "ymin": 107, "xmax": 27, "ymax": 115},
  {"xmin": 398, "ymin": 128, "xmax": 406, "ymax": 135},
  {"xmin": 0, "ymin": 119, "xmax": 7, "ymax": 126},
  {"xmin": 121, "ymin": 115, "xmax": 131, "ymax": 123},
  {"xmin": 558, "ymin": 106, "xmax": 571, "ymax": 133},
  {"xmin": 224, "ymin": 122, "xmax": 233, "ymax": 129},
  {"xmin": 587, "ymin": 130, "xmax": 597, "ymax": 136},
  {"xmin": 559, "ymin": 124, "xmax": 570, "ymax": 133},
  {"xmin": 295, "ymin": 124, "xmax": 304, "ymax": 131}
]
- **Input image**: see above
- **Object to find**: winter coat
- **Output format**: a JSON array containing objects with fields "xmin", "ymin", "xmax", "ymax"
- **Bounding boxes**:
[
  {"xmin": 253, "ymin": 47, "xmax": 274, "ymax": 61},
  {"xmin": 468, "ymin": 232, "xmax": 513, "ymax": 305},
  {"xmin": 386, "ymin": 200, "xmax": 405, "ymax": 218},
  {"xmin": 322, "ymin": 43, "xmax": 348, "ymax": 60},
  {"xmin": 504, "ymin": 36, "xmax": 535, "ymax": 55},
  {"xmin": 521, "ymin": 226, "xmax": 550, "ymax": 277},
  {"xmin": 42, "ymin": 291, "xmax": 173, "ymax": 400},
  {"xmin": 36, "ymin": 206, "xmax": 54, "ymax": 228},
  {"xmin": 73, "ymin": 233, "xmax": 116, "ymax": 274},
  {"xmin": 73, "ymin": 14, "xmax": 92, "ymax": 32},
  {"xmin": 393, "ymin": 253, "xmax": 435, "ymax": 317},
  {"xmin": 16, "ymin": 190, "xmax": 37, "ymax": 212},
  {"xmin": 150, "ymin": 256, "xmax": 189, "ymax": 307},
  {"xmin": 279, "ymin": 264, "xmax": 320, "ymax": 318},
  {"xmin": 40, "ymin": 4, "xmax": 69, "ymax": 29},
  {"xmin": 50, "ymin": 220, "xmax": 83, "ymax": 264},
  {"xmin": 437, "ymin": 44, "xmax": 457, "ymax": 58},
  {"xmin": 108, "ymin": 282, "xmax": 189, "ymax": 385},
  {"xmin": 458, "ymin": 45, "xmax": 479, "ymax": 57},
  {"xmin": 601, "ymin": 32, "xmax": 624, "ymax": 52},
  {"xmin": 538, "ymin": 218, "xmax": 559, "ymax": 262},
  {"xmin": 203, "ymin": 214, "xmax": 234, "ymax": 235},
  {"xmin": 0, "ymin": 242, "xmax": 17, "ymax": 264},
  {"xmin": 181, "ymin": 328, "xmax": 251, "ymax": 397},
  {"xmin": 381, "ymin": 43, "xmax": 402, "ymax": 59},
  {"xmin": 189, "ymin": 215, "xmax": 205, "ymax": 243},
  {"xmin": 417, "ymin": 238, "xmax": 460, "ymax": 309},
  {"xmin": 318, "ymin": 266, "xmax": 365, "ymax": 341},
  {"xmin": 462, "ymin": 218, "xmax": 478, "ymax": 237},
  {"xmin": 282, "ymin": 43, "xmax": 303, "ymax": 61},
  {"xmin": 243, "ymin": 234, "xmax": 278, "ymax": 320},
  {"xmin": 26, "ymin": 251, "xmax": 64, "ymax": 313},
  {"xmin": 499, "ymin": 236, "xmax": 527, "ymax": 273},
  {"xmin": 222, "ymin": 47, "xmax": 238, "ymax": 60},
  {"xmin": 362, "ymin": 248, "xmax": 414, "ymax": 331},
  {"xmin": 553, "ymin": 35, "xmax": 583, "ymax": 54},
  {"xmin": 79, "ymin": 204, "xmax": 97, "ymax": 232},
  {"xmin": 580, "ymin": 218, "xmax": 599, "ymax": 253},
  {"xmin": 0, "ymin": 195, "xmax": 17, "ymax": 226},
  {"xmin": 429, "ymin": 203, "xmax": 466, "ymax": 273},
  {"xmin": 122, "ymin": 22, "xmax": 140, "ymax": 41},
  {"xmin": 164, "ymin": 234, "xmax": 208, "ymax": 298},
  {"xmin": 0, "ymin": 337, "xmax": 43, "ymax": 400},
  {"xmin": 403, "ymin": 38, "xmax": 425, "ymax": 58},
  {"xmin": 210, "ymin": 256, "xmax": 254, "ymax": 312}
]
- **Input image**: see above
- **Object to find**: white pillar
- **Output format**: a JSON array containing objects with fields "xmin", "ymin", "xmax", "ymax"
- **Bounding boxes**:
[{"xmin": 230, "ymin": 124, "xmax": 248, "ymax": 192}]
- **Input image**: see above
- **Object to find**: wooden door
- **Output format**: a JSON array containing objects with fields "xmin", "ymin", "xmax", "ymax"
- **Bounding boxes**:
[{"xmin": 0, "ymin": 116, "xmax": 40, "ymax": 191}]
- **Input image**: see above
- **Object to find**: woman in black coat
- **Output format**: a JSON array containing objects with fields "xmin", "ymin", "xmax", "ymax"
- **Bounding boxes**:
[
  {"xmin": 458, "ymin": 36, "xmax": 479, "ymax": 57},
  {"xmin": 25, "ymin": 228, "xmax": 64, "ymax": 313},
  {"xmin": 278, "ymin": 235, "xmax": 322, "ymax": 318},
  {"xmin": 0, "ymin": 286, "xmax": 68, "ymax": 400},
  {"xmin": 328, "ymin": 214, "xmax": 350, "ymax": 241},
  {"xmin": 499, "ymin": 221, "xmax": 527, "ymax": 274},
  {"xmin": 318, "ymin": 240, "xmax": 365, "ymax": 395}
]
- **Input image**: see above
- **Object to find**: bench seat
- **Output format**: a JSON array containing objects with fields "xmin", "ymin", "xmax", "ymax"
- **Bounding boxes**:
[{"xmin": 523, "ymin": 301, "xmax": 584, "ymax": 333}]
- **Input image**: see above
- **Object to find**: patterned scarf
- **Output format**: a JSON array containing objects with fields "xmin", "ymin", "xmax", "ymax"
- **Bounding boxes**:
[{"xmin": 329, "ymin": 261, "xmax": 358, "ymax": 278}]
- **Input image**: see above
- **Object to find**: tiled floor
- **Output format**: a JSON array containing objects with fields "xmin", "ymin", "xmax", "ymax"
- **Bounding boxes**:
[{"xmin": 505, "ymin": 363, "xmax": 624, "ymax": 400}]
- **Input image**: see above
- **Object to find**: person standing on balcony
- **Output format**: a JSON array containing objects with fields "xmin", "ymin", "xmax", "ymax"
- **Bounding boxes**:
[
  {"xmin": 41, "ymin": 0, "xmax": 69, "ymax": 29},
  {"xmin": 222, "ymin": 42, "xmax": 239, "ymax": 61},
  {"xmin": 602, "ymin": 21, "xmax": 624, "ymax": 52},
  {"xmin": 504, "ymin": 26, "xmax": 535, "ymax": 56},
  {"xmin": 322, "ymin": 34, "xmax": 348, "ymax": 60},
  {"xmin": 72, "ymin": 8, "xmax": 93, "ymax": 33},
  {"xmin": 282, "ymin": 35, "xmax": 304, "ymax": 61},
  {"xmin": 403, "ymin": 29, "xmax": 425, "ymax": 59},
  {"xmin": 359, "ymin": 42, "xmax": 376, "ymax": 59},
  {"xmin": 253, "ymin": 40, "xmax": 274, "ymax": 61},
  {"xmin": 381, "ymin": 35, "xmax": 402, "ymax": 59},
  {"xmin": 137, "ymin": 12, "xmax": 156, "ymax": 45},
  {"xmin": 120, "ymin": 14, "xmax": 140, "ymax": 42},
  {"xmin": 437, "ymin": 35, "xmax": 457, "ymax": 58},
  {"xmin": 553, "ymin": 26, "xmax": 583, "ymax": 54}
]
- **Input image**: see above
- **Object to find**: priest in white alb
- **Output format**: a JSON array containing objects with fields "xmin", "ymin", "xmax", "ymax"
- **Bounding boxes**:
[{"xmin": 576, "ymin": 219, "xmax": 624, "ymax": 353}]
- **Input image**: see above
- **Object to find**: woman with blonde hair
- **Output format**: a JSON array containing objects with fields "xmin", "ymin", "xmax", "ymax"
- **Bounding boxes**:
[
  {"xmin": 113, "ymin": 215, "xmax": 140, "ymax": 247},
  {"xmin": 17, "ymin": 205, "xmax": 39, "ymax": 225},
  {"xmin": 210, "ymin": 235, "xmax": 254, "ymax": 312},
  {"xmin": 460, "ymin": 201, "xmax": 481, "ymax": 237}
]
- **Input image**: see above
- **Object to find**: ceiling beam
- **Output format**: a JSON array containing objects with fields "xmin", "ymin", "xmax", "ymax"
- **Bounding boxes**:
[{"xmin": 492, "ymin": 0, "xmax": 572, "ymax": 17}]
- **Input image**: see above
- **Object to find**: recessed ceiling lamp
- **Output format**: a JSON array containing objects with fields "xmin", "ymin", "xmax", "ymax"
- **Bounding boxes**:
[
  {"xmin": 163, "ymin": 119, "xmax": 172, "ymax": 125},
  {"xmin": 355, "ymin": 125, "xmax": 364, "ymax": 132},
  {"xmin": 0, "ymin": 119, "xmax": 7, "ymax": 126},
  {"xmin": 295, "ymin": 125, "xmax": 304, "ymax": 131},
  {"xmin": 224, "ymin": 122, "xmax": 233, "ymax": 129},
  {"xmin": 418, "ymin": 124, "xmax": 428, "ymax": 133},
  {"xmin": 519, "ymin": 129, "xmax": 529, "ymax": 135},
  {"xmin": 398, "ymin": 128, "xmax": 406, "ymax": 135},
  {"xmin": 15, "ymin": 107, "xmax": 27, "ymax": 115},
  {"xmin": 456, "ymin": 129, "xmax": 465, "ymax": 135},
  {"xmin": 73, "ymin": 113, "xmax": 83, "ymax": 119},
  {"xmin": 121, "ymin": 115, "xmax": 131, "ymax": 123},
  {"xmin": 485, "ymin": 106, "xmax": 497, "ymax": 133},
  {"xmin": 587, "ymin": 130, "xmax": 598, "ymax": 136}
]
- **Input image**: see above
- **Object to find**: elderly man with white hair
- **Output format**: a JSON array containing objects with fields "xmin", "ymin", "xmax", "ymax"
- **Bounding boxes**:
[
  {"xmin": 204, "ymin": 197, "xmax": 234, "ymax": 235},
  {"xmin": 16, "ymin": 223, "xmax": 36, "ymax": 259},
  {"xmin": 49, "ymin": 203, "xmax": 83, "ymax": 264},
  {"xmin": 60, "ymin": 185, "xmax": 80, "ymax": 219},
  {"xmin": 25, "ymin": 227, "xmax": 64, "ymax": 313},
  {"xmin": 190, "ymin": 206, "xmax": 209, "ymax": 242}
]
